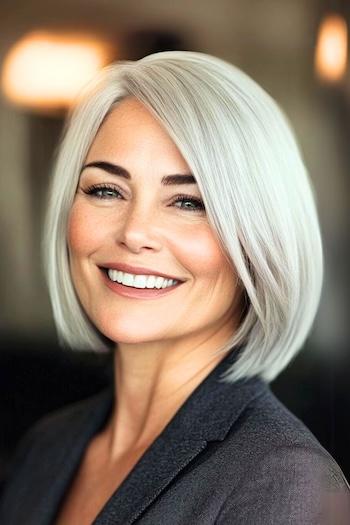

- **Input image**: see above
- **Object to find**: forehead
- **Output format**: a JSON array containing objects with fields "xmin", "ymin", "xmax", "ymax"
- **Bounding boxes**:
[
  {"xmin": 105, "ymin": 97, "xmax": 157, "ymax": 126},
  {"xmin": 97, "ymin": 97, "xmax": 172, "ymax": 143}
]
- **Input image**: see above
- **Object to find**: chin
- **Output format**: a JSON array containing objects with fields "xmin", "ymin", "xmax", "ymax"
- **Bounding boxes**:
[
  {"xmin": 89, "ymin": 306, "xmax": 183, "ymax": 345},
  {"xmin": 94, "ymin": 319, "xmax": 163, "ymax": 346}
]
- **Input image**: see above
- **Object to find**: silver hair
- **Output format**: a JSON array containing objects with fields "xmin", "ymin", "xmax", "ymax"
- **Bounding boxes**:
[{"xmin": 43, "ymin": 50, "xmax": 323, "ymax": 383}]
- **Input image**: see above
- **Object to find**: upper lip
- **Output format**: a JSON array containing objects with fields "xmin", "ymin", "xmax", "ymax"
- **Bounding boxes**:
[{"xmin": 100, "ymin": 262, "xmax": 185, "ymax": 282}]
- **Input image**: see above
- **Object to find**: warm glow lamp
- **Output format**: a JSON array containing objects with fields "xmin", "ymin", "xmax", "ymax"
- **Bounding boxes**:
[
  {"xmin": 315, "ymin": 13, "xmax": 348, "ymax": 83},
  {"xmin": 1, "ymin": 30, "xmax": 114, "ymax": 113}
]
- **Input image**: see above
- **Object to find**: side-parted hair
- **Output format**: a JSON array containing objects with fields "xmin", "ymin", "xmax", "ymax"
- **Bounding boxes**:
[{"xmin": 43, "ymin": 50, "xmax": 323, "ymax": 383}]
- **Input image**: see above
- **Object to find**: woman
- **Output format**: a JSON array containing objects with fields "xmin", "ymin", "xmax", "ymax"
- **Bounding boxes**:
[{"xmin": 0, "ymin": 50, "xmax": 349, "ymax": 524}]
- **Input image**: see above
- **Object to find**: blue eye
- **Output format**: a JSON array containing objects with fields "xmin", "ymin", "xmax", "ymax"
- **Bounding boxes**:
[
  {"xmin": 171, "ymin": 195, "xmax": 205, "ymax": 213},
  {"xmin": 83, "ymin": 184, "xmax": 122, "ymax": 199},
  {"xmin": 82, "ymin": 184, "xmax": 205, "ymax": 213}
]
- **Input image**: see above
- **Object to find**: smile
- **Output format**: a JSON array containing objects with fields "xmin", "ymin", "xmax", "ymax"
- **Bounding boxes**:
[
  {"xmin": 107, "ymin": 269, "xmax": 179, "ymax": 289},
  {"xmin": 100, "ymin": 268, "xmax": 184, "ymax": 299}
]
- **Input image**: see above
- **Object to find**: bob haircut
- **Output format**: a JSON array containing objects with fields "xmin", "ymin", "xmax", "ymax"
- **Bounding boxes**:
[{"xmin": 43, "ymin": 50, "xmax": 323, "ymax": 384}]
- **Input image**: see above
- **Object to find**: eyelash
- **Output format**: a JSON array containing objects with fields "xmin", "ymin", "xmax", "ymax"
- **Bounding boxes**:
[{"xmin": 82, "ymin": 183, "xmax": 205, "ymax": 213}]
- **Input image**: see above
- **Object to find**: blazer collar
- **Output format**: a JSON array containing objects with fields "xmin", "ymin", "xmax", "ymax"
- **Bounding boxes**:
[{"xmin": 91, "ymin": 348, "xmax": 268, "ymax": 524}]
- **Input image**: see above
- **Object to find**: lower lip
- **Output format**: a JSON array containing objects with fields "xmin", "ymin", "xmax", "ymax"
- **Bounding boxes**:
[{"xmin": 100, "ymin": 269, "xmax": 184, "ymax": 299}]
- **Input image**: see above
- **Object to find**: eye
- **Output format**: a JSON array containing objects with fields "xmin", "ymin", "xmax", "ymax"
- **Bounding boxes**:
[
  {"xmin": 81, "ymin": 184, "xmax": 205, "ymax": 213},
  {"xmin": 171, "ymin": 194, "xmax": 205, "ymax": 213},
  {"xmin": 83, "ymin": 184, "xmax": 123, "ymax": 199}
]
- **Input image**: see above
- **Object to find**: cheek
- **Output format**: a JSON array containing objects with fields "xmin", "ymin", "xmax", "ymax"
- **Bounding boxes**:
[
  {"xmin": 178, "ymin": 224, "xmax": 231, "ymax": 279},
  {"xmin": 67, "ymin": 201, "xmax": 103, "ymax": 256}
]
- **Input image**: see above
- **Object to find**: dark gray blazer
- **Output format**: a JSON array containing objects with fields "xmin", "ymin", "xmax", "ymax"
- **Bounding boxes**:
[{"xmin": 1, "ymin": 349, "xmax": 350, "ymax": 525}]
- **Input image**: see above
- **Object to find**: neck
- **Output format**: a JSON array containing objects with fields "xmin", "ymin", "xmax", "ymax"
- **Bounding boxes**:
[{"xmin": 102, "ymin": 324, "xmax": 236, "ymax": 462}]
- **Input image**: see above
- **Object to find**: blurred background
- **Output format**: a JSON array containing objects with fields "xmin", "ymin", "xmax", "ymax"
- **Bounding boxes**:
[{"xmin": 0, "ymin": 0, "xmax": 349, "ymax": 487}]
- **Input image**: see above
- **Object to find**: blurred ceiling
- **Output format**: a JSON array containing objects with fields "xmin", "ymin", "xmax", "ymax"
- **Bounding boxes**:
[
  {"xmin": 0, "ymin": 0, "xmax": 329, "ymax": 109},
  {"xmin": 0, "ymin": 0, "xmax": 318, "ymax": 59}
]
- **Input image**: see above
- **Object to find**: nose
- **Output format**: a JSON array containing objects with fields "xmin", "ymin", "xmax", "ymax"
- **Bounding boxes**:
[{"xmin": 116, "ymin": 202, "xmax": 163, "ymax": 254}]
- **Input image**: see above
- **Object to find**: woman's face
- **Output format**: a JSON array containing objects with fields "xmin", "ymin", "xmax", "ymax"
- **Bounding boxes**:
[{"xmin": 68, "ymin": 97, "xmax": 241, "ymax": 348}]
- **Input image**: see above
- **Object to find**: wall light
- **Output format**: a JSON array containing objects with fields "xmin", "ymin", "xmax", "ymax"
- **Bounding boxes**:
[
  {"xmin": 315, "ymin": 13, "xmax": 348, "ymax": 83},
  {"xmin": 1, "ymin": 30, "xmax": 115, "ymax": 113}
]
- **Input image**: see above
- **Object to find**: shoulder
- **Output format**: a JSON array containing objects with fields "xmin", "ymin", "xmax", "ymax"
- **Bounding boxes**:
[
  {"xmin": 226, "ymin": 383, "xmax": 349, "ymax": 486},
  {"xmin": 215, "ymin": 384, "xmax": 350, "ymax": 524},
  {"xmin": 0, "ymin": 387, "xmax": 112, "ymax": 498}
]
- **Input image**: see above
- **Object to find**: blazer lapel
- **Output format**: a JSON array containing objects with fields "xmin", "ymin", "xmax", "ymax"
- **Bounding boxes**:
[
  {"xmin": 92, "ymin": 349, "xmax": 268, "ymax": 525},
  {"xmin": 94, "ymin": 433, "xmax": 209, "ymax": 525}
]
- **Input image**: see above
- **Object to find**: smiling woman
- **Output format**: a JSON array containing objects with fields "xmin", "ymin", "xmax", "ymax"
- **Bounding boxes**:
[{"xmin": 0, "ymin": 51, "xmax": 349, "ymax": 525}]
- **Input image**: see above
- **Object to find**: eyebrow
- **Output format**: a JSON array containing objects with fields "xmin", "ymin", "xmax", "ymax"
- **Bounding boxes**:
[{"xmin": 80, "ymin": 161, "xmax": 197, "ymax": 186}]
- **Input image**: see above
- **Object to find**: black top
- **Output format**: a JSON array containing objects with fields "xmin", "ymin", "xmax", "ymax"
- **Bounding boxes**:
[{"xmin": 0, "ymin": 349, "xmax": 349, "ymax": 524}]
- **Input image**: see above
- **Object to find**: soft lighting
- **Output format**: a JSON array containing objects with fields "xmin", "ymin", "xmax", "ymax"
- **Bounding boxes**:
[
  {"xmin": 1, "ymin": 30, "xmax": 114, "ymax": 112},
  {"xmin": 315, "ymin": 14, "xmax": 348, "ymax": 83}
]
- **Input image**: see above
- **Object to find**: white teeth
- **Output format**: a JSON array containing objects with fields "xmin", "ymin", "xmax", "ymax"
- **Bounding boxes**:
[
  {"xmin": 122, "ymin": 273, "xmax": 134, "ymax": 286},
  {"xmin": 154, "ymin": 276, "xmax": 164, "ymax": 289},
  {"xmin": 108, "ymin": 269, "xmax": 118, "ymax": 282},
  {"xmin": 145, "ymin": 275, "xmax": 156, "ymax": 288},
  {"xmin": 133, "ymin": 275, "xmax": 148, "ymax": 288},
  {"xmin": 106, "ymin": 269, "xmax": 178, "ymax": 289}
]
